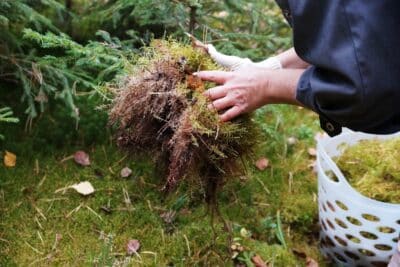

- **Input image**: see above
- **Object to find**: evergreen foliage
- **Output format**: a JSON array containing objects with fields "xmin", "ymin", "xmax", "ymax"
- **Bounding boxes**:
[
  {"xmin": 0, "ymin": 107, "xmax": 19, "ymax": 140},
  {"xmin": 0, "ymin": 0, "xmax": 290, "ymax": 135}
]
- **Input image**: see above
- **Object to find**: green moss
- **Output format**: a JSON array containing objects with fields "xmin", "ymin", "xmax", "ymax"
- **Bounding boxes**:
[
  {"xmin": 1, "ymin": 87, "xmax": 328, "ymax": 266},
  {"xmin": 335, "ymin": 137, "xmax": 400, "ymax": 203}
]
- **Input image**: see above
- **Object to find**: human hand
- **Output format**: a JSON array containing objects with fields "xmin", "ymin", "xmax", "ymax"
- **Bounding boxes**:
[
  {"xmin": 194, "ymin": 67, "xmax": 271, "ymax": 122},
  {"xmin": 194, "ymin": 67, "xmax": 304, "ymax": 121}
]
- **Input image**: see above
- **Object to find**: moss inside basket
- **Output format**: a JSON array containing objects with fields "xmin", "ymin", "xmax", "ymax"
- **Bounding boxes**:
[{"xmin": 334, "ymin": 137, "xmax": 400, "ymax": 204}]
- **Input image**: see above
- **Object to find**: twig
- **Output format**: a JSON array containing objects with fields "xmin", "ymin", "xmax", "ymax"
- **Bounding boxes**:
[
  {"xmin": 34, "ymin": 216, "xmax": 43, "ymax": 230},
  {"xmin": 25, "ymin": 241, "xmax": 44, "ymax": 255},
  {"xmin": 122, "ymin": 187, "xmax": 133, "ymax": 210},
  {"xmin": 85, "ymin": 205, "xmax": 103, "ymax": 221},
  {"xmin": 54, "ymin": 184, "xmax": 72, "ymax": 194},
  {"xmin": 183, "ymin": 234, "xmax": 191, "ymax": 257},
  {"xmin": 34, "ymin": 159, "xmax": 40, "ymax": 175},
  {"xmin": 255, "ymin": 177, "xmax": 270, "ymax": 194},
  {"xmin": 37, "ymin": 231, "xmax": 44, "ymax": 246},
  {"xmin": 253, "ymin": 201, "xmax": 270, "ymax": 207},
  {"xmin": 37, "ymin": 175, "xmax": 46, "ymax": 189},
  {"xmin": 288, "ymin": 172, "xmax": 293, "ymax": 193},
  {"xmin": 39, "ymin": 197, "xmax": 68, "ymax": 202},
  {"xmin": 59, "ymin": 155, "xmax": 74, "ymax": 163},
  {"xmin": 32, "ymin": 203, "xmax": 47, "ymax": 220},
  {"xmin": 66, "ymin": 203, "xmax": 82, "ymax": 218},
  {"xmin": 51, "ymin": 233, "xmax": 62, "ymax": 251}
]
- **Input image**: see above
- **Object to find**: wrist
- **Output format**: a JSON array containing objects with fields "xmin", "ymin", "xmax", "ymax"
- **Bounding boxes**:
[
  {"xmin": 264, "ymin": 69, "xmax": 304, "ymax": 105},
  {"xmin": 255, "ymin": 56, "xmax": 282, "ymax": 70}
]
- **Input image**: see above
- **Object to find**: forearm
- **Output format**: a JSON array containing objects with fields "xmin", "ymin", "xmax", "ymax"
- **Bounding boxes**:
[
  {"xmin": 264, "ymin": 69, "xmax": 305, "ymax": 106},
  {"xmin": 276, "ymin": 48, "xmax": 309, "ymax": 69}
]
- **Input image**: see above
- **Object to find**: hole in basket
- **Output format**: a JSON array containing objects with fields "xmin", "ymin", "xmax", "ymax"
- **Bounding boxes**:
[
  {"xmin": 321, "ymin": 220, "xmax": 327, "ymax": 231},
  {"xmin": 322, "ymin": 203, "xmax": 327, "ymax": 212},
  {"xmin": 393, "ymin": 237, "xmax": 399, "ymax": 243},
  {"xmin": 358, "ymin": 248, "xmax": 376, "ymax": 257},
  {"xmin": 324, "ymin": 170, "xmax": 339, "ymax": 182},
  {"xmin": 326, "ymin": 236, "xmax": 335, "ymax": 247},
  {"xmin": 374, "ymin": 244, "xmax": 392, "ymax": 251},
  {"xmin": 344, "ymin": 251, "xmax": 360, "ymax": 260},
  {"xmin": 372, "ymin": 261, "xmax": 390, "ymax": 267},
  {"xmin": 326, "ymin": 201, "xmax": 335, "ymax": 212},
  {"xmin": 326, "ymin": 219, "xmax": 335, "ymax": 230},
  {"xmin": 346, "ymin": 216, "xmax": 362, "ymax": 226},
  {"xmin": 397, "ymin": 219, "xmax": 400, "ymax": 225},
  {"xmin": 335, "ymin": 200, "xmax": 348, "ymax": 211},
  {"xmin": 362, "ymin": 214, "xmax": 380, "ymax": 222},
  {"xmin": 360, "ymin": 231, "xmax": 378, "ymax": 240},
  {"xmin": 323, "ymin": 253, "xmax": 333, "ymax": 261},
  {"xmin": 334, "ymin": 218, "xmax": 348, "ymax": 229},
  {"xmin": 345, "ymin": 234, "xmax": 361, "ymax": 244},
  {"xmin": 320, "ymin": 237, "xmax": 327, "ymax": 248},
  {"xmin": 333, "ymin": 252, "xmax": 347, "ymax": 263},
  {"xmin": 334, "ymin": 235, "xmax": 347, "ymax": 246},
  {"xmin": 377, "ymin": 226, "xmax": 396, "ymax": 234}
]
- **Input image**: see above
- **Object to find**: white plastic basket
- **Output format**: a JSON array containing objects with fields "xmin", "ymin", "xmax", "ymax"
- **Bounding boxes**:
[{"xmin": 317, "ymin": 130, "xmax": 400, "ymax": 267}]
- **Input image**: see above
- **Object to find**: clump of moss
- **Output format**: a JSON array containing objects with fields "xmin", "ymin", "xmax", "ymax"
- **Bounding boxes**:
[
  {"xmin": 335, "ymin": 137, "xmax": 400, "ymax": 203},
  {"xmin": 108, "ymin": 39, "xmax": 258, "ymax": 204}
]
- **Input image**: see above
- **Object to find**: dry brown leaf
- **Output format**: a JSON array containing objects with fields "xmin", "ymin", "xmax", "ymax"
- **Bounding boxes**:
[
  {"xmin": 126, "ymin": 239, "xmax": 140, "ymax": 255},
  {"xmin": 74, "ymin": 151, "xmax": 90, "ymax": 166},
  {"xmin": 252, "ymin": 254, "xmax": 268, "ymax": 267},
  {"xmin": 4, "ymin": 151, "xmax": 16, "ymax": 167},
  {"xmin": 306, "ymin": 257, "xmax": 319, "ymax": 267},
  {"xmin": 120, "ymin": 167, "xmax": 132, "ymax": 178},
  {"xmin": 71, "ymin": 181, "xmax": 95, "ymax": 196},
  {"xmin": 255, "ymin": 157, "xmax": 269, "ymax": 171},
  {"xmin": 308, "ymin": 148, "xmax": 317, "ymax": 157}
]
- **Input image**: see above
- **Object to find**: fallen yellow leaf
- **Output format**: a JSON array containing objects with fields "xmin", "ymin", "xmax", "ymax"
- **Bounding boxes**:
[{"xmin": 4, "ymin": 150, "xmax": 16, "ymax": 167}]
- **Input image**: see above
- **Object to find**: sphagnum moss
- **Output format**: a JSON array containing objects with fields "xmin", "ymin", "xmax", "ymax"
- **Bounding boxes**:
[
  {"xmin": 335, "ymin": 137, "xmax": 400, "ymax": 203},
  {"xmin": 109, "ymin": 39, "xmax": 259, "ymax": 205}
]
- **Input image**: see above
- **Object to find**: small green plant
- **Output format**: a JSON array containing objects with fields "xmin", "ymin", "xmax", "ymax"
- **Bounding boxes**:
[
  {"xmin": 260, "ymin": 211, "xmax": 287, "ymax": 249},
  {"xmin": 90, "ymin": 232, "xmax": 115, "ymax": 267},
  {"xmin": 237, "ymin": 251, "xmax": 256, "ymax": 267}
]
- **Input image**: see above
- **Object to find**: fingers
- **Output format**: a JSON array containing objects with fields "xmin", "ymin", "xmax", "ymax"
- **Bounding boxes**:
[
  {"xmin": 220, "ymin": 106, "xmax": 243, "ymax": 122},
  {"xmin": 208, "ymin": 97, "xmax": 235, "ymax": 111},
  {"xmin": 204, "ymin": 85, "xmax": 229, "ymax": 100},
  {"xmin": 194, "ymin": 71, "xmax": 233, "ymax": 84}
]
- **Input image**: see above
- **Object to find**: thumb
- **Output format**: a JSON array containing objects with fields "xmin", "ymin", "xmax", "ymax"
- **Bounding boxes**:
[{"xmin": 193, "ymin": 70, "xmax": 233, "ymax": 84}]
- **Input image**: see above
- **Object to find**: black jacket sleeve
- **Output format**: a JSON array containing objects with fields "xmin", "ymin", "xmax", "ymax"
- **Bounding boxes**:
[{"xmin": 283, "ymin": 0, "xmax": 400, "ymax": 135}]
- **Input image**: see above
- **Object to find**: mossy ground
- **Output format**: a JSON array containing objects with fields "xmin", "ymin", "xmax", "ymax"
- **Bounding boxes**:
[{"xmin": 0, "ymin": 104, "xmax": 330, "ymax": 266}]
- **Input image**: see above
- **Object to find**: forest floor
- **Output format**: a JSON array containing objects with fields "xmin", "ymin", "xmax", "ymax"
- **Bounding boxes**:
[{"xmin": 0, "ymin": 104, "xmax": 331, "ymax": 266}]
